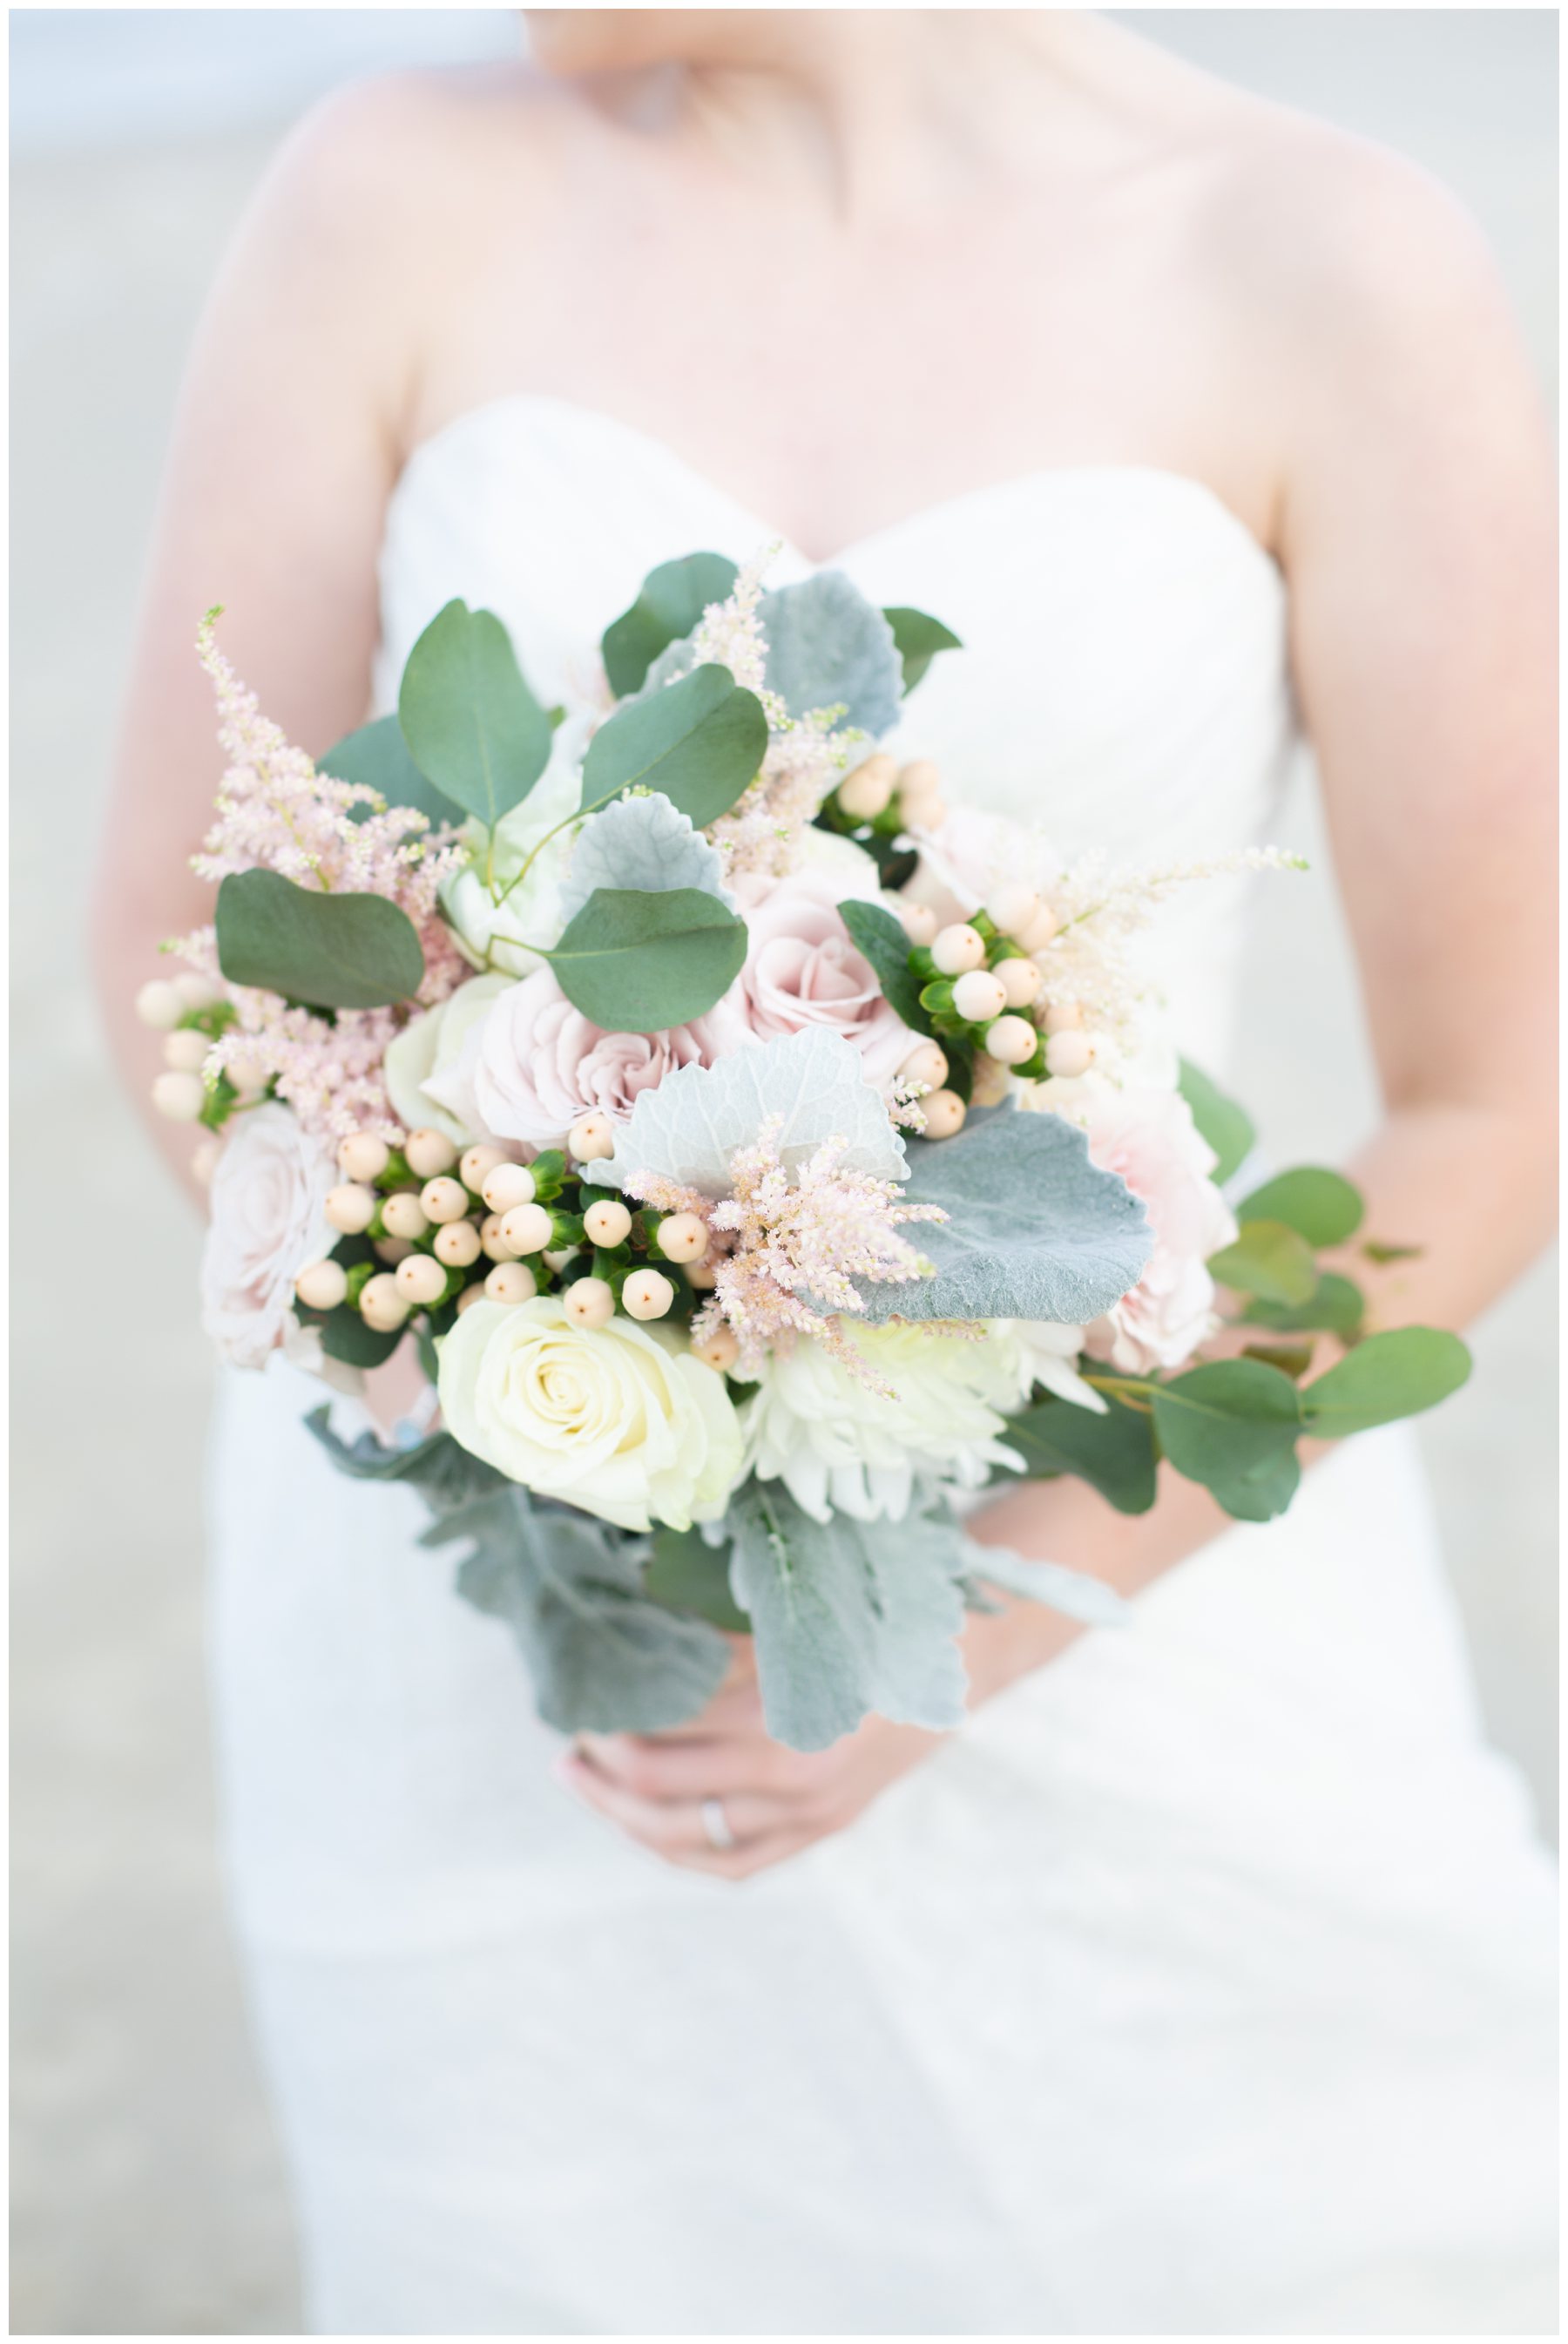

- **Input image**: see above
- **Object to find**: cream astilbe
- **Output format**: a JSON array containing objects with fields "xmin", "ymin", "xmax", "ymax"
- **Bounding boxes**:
[
  {"xmin": 626, "ymin": 1120, "xmax": 944, "ymax": 1391},
  {"xmin": 171, "ymin": 614, "xmax": 470, "ymax": 1142},
  {"xmin": 1034, "ymin": 845, "xmax": 1306, "ymax": 1062}
]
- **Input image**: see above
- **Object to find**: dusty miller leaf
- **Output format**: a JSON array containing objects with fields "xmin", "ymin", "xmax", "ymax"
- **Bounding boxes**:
[
  {"xmin": 726, "ymin": 1482, "xmax": 970, "ymax": 1751},
  {"xmin": 759, "ymin": 572, "xmax": 903, "ymax": 737},
  {"xmin": 558, "ymin": 791, "xmax": 733, "ymax": 922},
  {"xmin": 860, "ymin": 1108, "xmax": 1151, "ymax": 1328},
  {"xmin": 593, "ymin": 1026, "xmax": 908, "ymax": 1198},
  {"xmin": 422, "ymin": 1486, "xmax": 730, "ymax": 1733}
]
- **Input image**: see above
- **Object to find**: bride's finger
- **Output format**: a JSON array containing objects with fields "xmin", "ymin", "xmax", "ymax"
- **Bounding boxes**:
[
  {"xmin": 555, "ymin": 1752, "xmax": 780, "ymax": 1853},
  {"xmin": 573, "ymin": 1731, "xmax": 792, "ymax": 1802}
]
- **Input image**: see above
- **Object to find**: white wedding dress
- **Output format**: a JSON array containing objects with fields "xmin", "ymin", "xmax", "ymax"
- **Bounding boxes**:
[{"xmin": 208, "ymin": 397, "xmax": 1557, "ymax": 2336}]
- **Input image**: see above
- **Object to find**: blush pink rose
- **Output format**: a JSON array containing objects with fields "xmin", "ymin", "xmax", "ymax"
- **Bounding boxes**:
[
  {"xmin": 472, "ymin": 969, "xmax": 754, "ymax": 1150},
  {"xmin": 1078, "ymin": 1084, "xmax": 1238, "ymax": 1375},
  {"xmin": 729, "ymin": 862, "xmax": 913, "ymax": 1089}
]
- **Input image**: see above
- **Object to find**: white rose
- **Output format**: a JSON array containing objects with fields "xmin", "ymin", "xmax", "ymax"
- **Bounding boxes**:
[
  {"xmin": 742, "ymin": 1319, "xmax": 1030, "ymax": 1524},
  {"xmin": 200, "ymin": 1104, "xmax": 335, "ymax": 1371},
  {"xmin": 437, "ymin": 1296, "xmax": 745, "ymax": 1534},
  {"xmin": 384, "ymin": 973, "xmax": 514, "ymax": 1148}
]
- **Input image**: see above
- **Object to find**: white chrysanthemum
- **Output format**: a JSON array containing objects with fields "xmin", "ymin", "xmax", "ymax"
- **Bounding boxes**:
[
  {"xmin": 1007, "ymin": 1318, "xmax": 1105, "ymax": 1412},
  {"xmin": 740, "ymin": 1319, "xmax": 1030, "ymax": 1524}
]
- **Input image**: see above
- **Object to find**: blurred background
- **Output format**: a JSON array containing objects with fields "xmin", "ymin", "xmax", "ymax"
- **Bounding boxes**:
[{"xmin": 10, "ymin": 10, "xmax": 1558, "ymax": 2334}]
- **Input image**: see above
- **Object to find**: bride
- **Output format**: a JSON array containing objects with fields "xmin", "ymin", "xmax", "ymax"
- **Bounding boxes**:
[{"xmin": 96, "ymin": 11, "xmax": 1555, "ymax": 2334}]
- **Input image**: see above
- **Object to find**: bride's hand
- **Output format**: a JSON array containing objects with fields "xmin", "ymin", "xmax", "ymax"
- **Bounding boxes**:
[{"xmin": 553, "ymin": 1643, "xmax": 946, "ymax": 1880}]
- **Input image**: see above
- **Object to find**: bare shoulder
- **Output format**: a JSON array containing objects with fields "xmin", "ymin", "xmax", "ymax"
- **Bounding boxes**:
[{"xmin": 216, "ymin": 65, "xmax": 587, "ymax": 426}]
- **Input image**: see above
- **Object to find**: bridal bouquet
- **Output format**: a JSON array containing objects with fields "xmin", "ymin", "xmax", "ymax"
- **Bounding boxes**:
[{"xmin": 137, "ymin": 554, "xmax": 1469, "ymax": 1747}]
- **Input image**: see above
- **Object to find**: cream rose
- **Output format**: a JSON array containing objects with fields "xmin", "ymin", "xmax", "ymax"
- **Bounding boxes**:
[
  {"xmin": 728, "ymin": 854, "xmax": 913, "ymax": 1088},
  {"xmin": 200, "ymin": 1103, "xmax": 336, "ymax": 1370},
  {"xmin": 472, "ymin": 969, "xmax": 754, "ymax": 1151},
  {"xmin": 1073, "ymin": 1084, "xmax": 1238, "ymax": 1374},
  {"xmin": 741, "ymin": 1319, "xmax": 1029, "ymax": 1524},
  {"xmin": 437, "ymin": 1296, "xmax": 745, "ymax": 1534},
  {"xmin": 383, "ymin": 973, "xmax": 513, "ymax": 1147}
]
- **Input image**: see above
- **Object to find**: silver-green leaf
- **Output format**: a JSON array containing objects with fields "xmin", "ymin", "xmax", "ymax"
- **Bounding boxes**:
[
  {"xmin": 558, "ymin": 791, "xmax": 733, "ymax": 922},
  {"xmin": 759, "ymin": 572, "xmax": 903, "ymax": 736},
  {"xmin": 861, "ymin": 1108, "xmax": 1150, "ymax": 1327}
]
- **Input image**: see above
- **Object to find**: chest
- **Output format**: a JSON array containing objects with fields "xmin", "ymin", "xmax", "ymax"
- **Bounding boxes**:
[{"xmin": 416, "ymin": 148, "xmax": 1267, "ymax": 563}]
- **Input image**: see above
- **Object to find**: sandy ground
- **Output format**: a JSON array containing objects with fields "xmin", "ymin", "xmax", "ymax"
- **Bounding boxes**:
[{"xmin": 10, "ymin": 22, "xmax": 1557, "ymax": 2337}]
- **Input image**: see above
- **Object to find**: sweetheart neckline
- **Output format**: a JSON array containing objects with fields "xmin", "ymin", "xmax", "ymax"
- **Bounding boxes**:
[{"xmin": 389, "ymin": 390, "xmax": 1286, "ymax": 591}]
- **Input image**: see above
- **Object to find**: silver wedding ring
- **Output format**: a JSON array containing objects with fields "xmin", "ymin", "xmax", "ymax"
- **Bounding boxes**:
[{"xmin": 700, "ymin": 1795, "xmax": 735, "ymax": 1852}]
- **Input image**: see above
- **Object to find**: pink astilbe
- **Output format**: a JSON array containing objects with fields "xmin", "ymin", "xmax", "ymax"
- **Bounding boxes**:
[
  {"xmin": 168, "ymin": 614, "xmax": 470, "ymax": 1142},
  {"xmin": 628, "ymin": 1121, "xmax": 945, "ymax": 1391}
]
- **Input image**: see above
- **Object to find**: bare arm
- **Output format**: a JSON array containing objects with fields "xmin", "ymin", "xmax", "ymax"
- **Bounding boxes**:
[
  {"xmin": 91, "ymin": 88, "xmax": 422, "ymax": 1191},
  {"xmin": 965, "ymin": 148, "xmax": 1557, "ymax": 1677},
  {"xmin": 572, "ymin": 152, "xmax": 1558, "ymax": 1873}
]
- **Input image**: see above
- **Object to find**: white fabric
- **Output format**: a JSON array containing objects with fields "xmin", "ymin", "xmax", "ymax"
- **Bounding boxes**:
[{"xmin": 209, "ymin": 396, "xmax": 1557, "ymax": 2336}]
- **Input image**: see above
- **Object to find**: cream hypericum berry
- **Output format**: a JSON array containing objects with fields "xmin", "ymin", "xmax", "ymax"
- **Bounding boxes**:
[
  {"xmin": 1044, "ymin": 1031, "xmax": 1095, "ymax": 1080},
  {"xmin": 481, "ymin": 1162, "xmax": 536, "ymax": 1215},
  {"xmin": 484, "ymin": 1261, "xmax": 537, "ymax": 1305},
  {"xmin": 983, "ymin": 883, "xmax": 1041, "ymax": 939},
  {"xmin": 921, "ymin": 1089, "xmax": 967, "ymax": 1140},
  {"xmin": 569, "ymin": 1112, "xmax": 615, "ymax": 1163},
  {"xmin": 691, "ymin": 1324, "xmax": 740, "ymax": 1372},
  {"xmin": 582, "ymin": 1197, "xmax": 632, "ymax": 1249},
  {"xmin": 360, "ymin": 1273, "xmax": 409, "ymax": 1331},
  {"xmin": 984, "ymin": 1015, "xmax": 1039, "ymax": 1067},
  {"xmin": 499, "ymin": 1202, "xmax": 553, "ymax": 1257},
  {"xmin": 837, "ymin": 753, "xmax": 896, "ymax": 821},
  {"xmin": 419, "ymin": 1176, "xmax": 470, "ymax": 1224},
  {"xmin": 951, "ymin": 968, "xmax": 1008, "ymax": 1024},
  {"xmin": 655, "ymin": 1213, "xmax": 708, "ymax": 1264},
  {"xmin": 395, "ymin": 1254, "xmax": 448, "ymax": 1308},
  {"xmin": 895, "ymin": 898, "xmax": 939, "ymax": 948},
  {"xmin": 136, "ymin": 979, "xmax": 186, "ymax": 1030},
  {"xmin": 563, "ymin": 1277, "xmax": 615, "ymax": 1330},
  {"xmin": 997, "ymin": 956, "xmax": 1042, "ymax": 1009},
  {"xmin": 461, "ymin": 1143, "xmax": 510, "ymax": 1194},
  {"xmin": 434, "ymin": 1219, "xmax": 483, "ymax": 1268},
  {"xmin": 338, "ymin": 1132, "xmax": 389, "ymax": 1183},
  {"xmin": 294, "ymin": 1257, "xmax": 348, "ymax": 1312},
  {"xmin": 152, "ymin": 1069, "xmax": 206, "ymax": 1121},
  {"xmin": 381, "ymin": 1192, "xmax": 430, "ymax": 1242},
  {"xmin": 403, "ymin": 1128, "xmax": 457, "ymax": 1179},
  {"xmin": 163, "ymin": 1028, "xmax": 211, "ymax": 1074},
  {"xmin": 622, "ymin": 1269, "xmax": 676, "ymax": 1321},
  {"xmin": 930, "ymin": 923, "xmax": 986, "ymax": 976},
  {"xmin": 899, "ymin": 1039, "xmax": 949, "ymax": 1091}
]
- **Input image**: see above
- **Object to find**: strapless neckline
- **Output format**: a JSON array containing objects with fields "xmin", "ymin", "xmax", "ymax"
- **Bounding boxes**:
[{"xmin": 389, "ymin": 390, "xmax": 1284, "ymax": 589}]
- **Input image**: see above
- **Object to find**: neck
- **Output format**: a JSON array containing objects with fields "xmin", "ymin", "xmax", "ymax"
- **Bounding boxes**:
[{"xmin": 663, "ymin": 11, "xmax": 1125, "ymax": 222}]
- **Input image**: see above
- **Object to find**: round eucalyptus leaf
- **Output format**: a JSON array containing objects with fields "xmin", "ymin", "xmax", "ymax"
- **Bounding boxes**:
[{"xmin": 214, "ymin": 868, "xmax": 424, "ymax": 1010}]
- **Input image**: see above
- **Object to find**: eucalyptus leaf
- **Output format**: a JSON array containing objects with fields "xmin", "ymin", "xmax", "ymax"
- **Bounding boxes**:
[
  {"xmin": 595, "ymin": 1027, "xmax": 909, "ymax": 1197},
  {"xmin": 645, "ymin": 1525, "xmax": 751, "ymax": 1632},
  {"xmin": 1006, "ymin": 1385, "xmax": 1158, "ymax": 1514},
  {"xmin": 558, "ymin": 792, "xmax": 733, "ymax": 923},
  {"xmin": 958, "ymin": 1539, "xmax": 1130, "ymax": 1623},
  {"xmin": 601, "ymin": 552, "xmax": 739, "ymax": 697},
  {"xmin": 836, "ymin": 898, "xmax": 930, "ymax": 1033},
  {"xmin": 424, "ymin": 1486, "xmax": 730, "ymax": 1733},
  {"xmin": 882, "ymin": 606, "xmax": 963, "ymax": 695},
  {"xmin": 759, "ymin": 573, "xmax": 903, "ymax": 736},
  {"xmin": 215, "ymin": 868, "xmax": 424, "ymax": 1009},
  {"xmin": 727, "ymin": 1482, "xmax": 970, "ymax": 1751},
  {"xmin": 1178, "ymin": 1058, "xmax": 1256, "ymax": 1186},
  {"xmin": 1238, "ymin": 1166, "xmax": 1364, "ymax": 1248},
  {"xmin": 1207, "ymin": 1446, "xmax": 1303, "ymax": 1523},
  {"xmin": 548, "ymin": 886, "xmax": 748, "ymax": 1033},
  {"xmin": 1208, "ymin": 1218, "xmax": 1318, "ymax": 1306},
  {"xmin": 397, "ymin": 600, "xmax": 553, "ymax": 827},
  {"xmin": 1242, "ymin": 1271, "xmax": 1365, "ymax": 1341},
  {"xmin": 319, "ymin": 714, "xmax": 463, "ymax": 830},
  {"xmin": 860, "ymin": 1108, "xmax": 1151, "ymax": 1329},
  {"xmin": 581, "ymin": 662, "xmax": 767, "ymax": 825},
  {"xmin": 1299, "ymin": 1326, "xmax": 1470, "ymax": 1438},
  {"xmin": 1148, "ymin": 1359, "xmax": 1302, "ymax": 1503}
]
